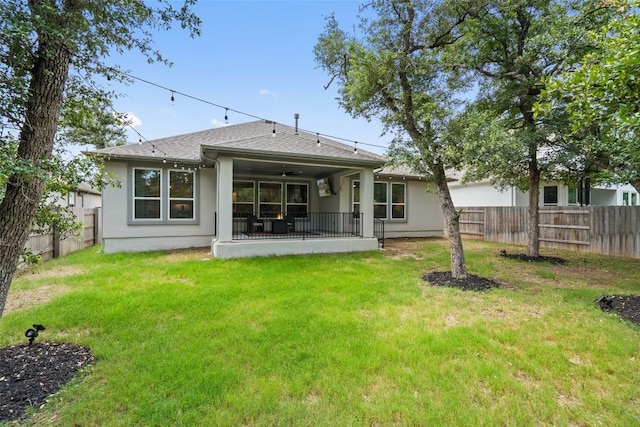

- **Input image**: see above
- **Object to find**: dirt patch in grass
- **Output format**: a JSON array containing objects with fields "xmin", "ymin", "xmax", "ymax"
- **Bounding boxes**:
[
  {"xmin": 0, "ymin": 342, "xmax": 93, "ymax": 423},
  {"xmin": 4, "ymin": 285, "xmax": 72, "ymax": 315},
  {"xmin": 163, "ymin": 247, "xmax": 212, "ymax": 262},
  {"xmin": 16, "ymin": 266, "xmax": 84, "ymax": 280}
]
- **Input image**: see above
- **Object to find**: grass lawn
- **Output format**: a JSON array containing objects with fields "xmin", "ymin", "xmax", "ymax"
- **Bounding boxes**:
[{"xmin": 1, "ymin": 238, "xmax": 639, "ymax": 426}]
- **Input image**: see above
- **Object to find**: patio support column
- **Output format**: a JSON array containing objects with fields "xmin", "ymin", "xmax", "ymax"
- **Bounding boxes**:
[
  {"xmin": 217, "ymin": 156, "xmax": 234, "ymax": 242},
  {"xmin": 360, "ymin": 168, "xmax": 374, "ymax": 238}
]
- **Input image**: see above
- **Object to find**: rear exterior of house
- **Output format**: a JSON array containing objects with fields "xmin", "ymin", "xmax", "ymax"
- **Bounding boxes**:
[{"xmin": 97, "ymin": 121, "xmax": 444, "ymax": 258}]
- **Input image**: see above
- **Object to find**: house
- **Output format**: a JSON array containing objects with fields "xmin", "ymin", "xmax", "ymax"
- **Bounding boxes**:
[
  {"xmin": 448, "ymin": 176, "xmax": 640, "ymax": 207},
  {"xmin": 95, "ymin": 120, "xmax": 444, "ymax": 258}
]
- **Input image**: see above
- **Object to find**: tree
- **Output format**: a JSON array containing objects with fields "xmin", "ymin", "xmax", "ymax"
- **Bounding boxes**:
[
  {"xmin": 450, "ymin": 0, "xmax": 608, "ymax": 257},
  {"xmin": 0, "ymin": 0, "xmax": 201, "ymax": 318},
  {"xmin": 539, "ymin": 0, "xmax": 640, "ymax": 193},
  {"xmin": 314, "ymin": 0, "xmax": 481, "ymax": 278}
]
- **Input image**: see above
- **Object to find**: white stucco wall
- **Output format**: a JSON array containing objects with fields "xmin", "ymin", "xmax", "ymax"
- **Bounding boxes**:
[
  {"xmin": 101, "ymin": 161, "xmax": 216, "ymax": 253},
  {"xmin": 383, "ymin": 180, "xmax": 444, "ymax": 238},
  {"xmin": 449, "ymin": 181, "xmax": 517, "ymax": 207}
]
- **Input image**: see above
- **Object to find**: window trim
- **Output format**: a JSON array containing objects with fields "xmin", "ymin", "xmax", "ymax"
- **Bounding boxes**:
[
  {"xmin": 128, "ymin": 165, "xmax": 199, "ymax": 225},
  {"xmin": 132, "ymin": 167, "xmax": 163, "ymax": 221},
  {"xmin": 285, "ymin": 182, "xmax": 309, "ymax": 218},
  {"xmin": 353, "ymin": 179, "xmax": 407, "ymax": 221},
  {"xmin": 169, "ymin": 169, "xmax": 196, "ymax": 220}
]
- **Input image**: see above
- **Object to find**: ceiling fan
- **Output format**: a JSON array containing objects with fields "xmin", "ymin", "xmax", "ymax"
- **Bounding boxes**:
[{"xmin": 278, "ymin": 166, "xmax": 303, "ymax": 177}]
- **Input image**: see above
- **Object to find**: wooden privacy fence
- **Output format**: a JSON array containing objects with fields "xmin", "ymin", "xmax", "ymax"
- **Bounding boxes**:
[
  {"xmin": 458, "ymin": 206, "xmax": 640, "ymax": 259},
  {"xmin": 24, "ymin": 207, "xmax": 101, "ymax": 262}
]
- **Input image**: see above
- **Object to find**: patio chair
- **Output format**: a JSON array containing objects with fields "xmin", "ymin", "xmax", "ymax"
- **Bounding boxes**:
[
  {"xmin": 246, "ymin": 214, "xmax": 264, "ymax": 233},
  {"xmin": 284, "ymin": 213, "xmax": 295, "ymax": 232}
]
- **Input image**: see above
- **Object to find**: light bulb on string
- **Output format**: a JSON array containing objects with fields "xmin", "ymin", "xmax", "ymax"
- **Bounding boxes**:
[
  {"xmin": 163, "ymin": 158, "xmax": 167, "ymax": 164},
  {"xmin": 272, "ymin": 122, "xmax": 276, "ymax": 137},
  {"xmin": 170, "ymin": 91, "xmax": 175, "ymax": 106},
  {"xmin": 354, "ymin": 142, "xmax": 358, "ymax": 155},
  {"xmin": 224, "ymin": 108, "xmax": 229, "ymax": 124},
  {"xmin": 174, "ymin": 162, "xmax": 177, "ymax": 168},
  {"xmin": 316, "ymin": 133, "xmax": 321, "ymax": 147}
]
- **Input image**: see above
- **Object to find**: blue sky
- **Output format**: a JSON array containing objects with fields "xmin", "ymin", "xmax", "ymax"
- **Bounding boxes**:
[{"xmin": 107, "ymin": 0, "xmax": 389, "ymax": 155}]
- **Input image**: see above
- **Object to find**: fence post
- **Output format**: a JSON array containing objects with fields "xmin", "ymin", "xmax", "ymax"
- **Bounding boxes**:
[{"xmin": 52, "ymin": 224, "xmax": 61, "ymax": 259}]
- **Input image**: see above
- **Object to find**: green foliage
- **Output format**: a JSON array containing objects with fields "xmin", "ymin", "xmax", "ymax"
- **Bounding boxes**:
[
  {"xmin": 0, "ymin": 0, "xmax": 200, "ymax": 268},
  {"xmin": 450, "ymin": 0, "xmax": 608, "ymax": 190},
  {"xmin": 537, "ymin": 0, "xmax": 640, "ymax": 190}
]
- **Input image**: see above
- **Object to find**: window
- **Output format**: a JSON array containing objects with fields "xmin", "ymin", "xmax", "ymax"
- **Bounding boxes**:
[
  {"xmin": 352, "ymin": 181, "xmax": 360, "ymax": 215},
  {"xmin": 134, "ymin": 168, "xmax": 162, "ymax": 219},
  {"xmin": 169, "ymin": 170, "xmax": 195, "ymax": 219},
  {"xmin": 374, "ymin": 182, "xmax": 388, "ymax": 219},
  {"xmin": 543, "ymin": 185, "xmax": 558, "ymax": 205},
  {"xmin": 286, "ymin": 183, "xmax": 308, "ymax": 217},
  {"xmin": 233, "ymin": 181, "xmax": 255, "ymax": 216},
  {"xmin": 259, "ymin": 182, "xmax": 282, "ymax": 217},
  {"xmin": 567, "ymin": 186, "xmax": 577, "ymax": 205},
  {"xmin": 633, "ymin": 193, "xmax": 638, "ymax": 206},
  {"xmin": 391, "ymin": 183, "xmax": 406, "ymax": 219},
  {"xmin": 353, "ymin": 180, "xmax": 406, "ymax": 220},
  {"xmin": 625, "ymin": 192, "xmax": 638, "ymax": 206}
]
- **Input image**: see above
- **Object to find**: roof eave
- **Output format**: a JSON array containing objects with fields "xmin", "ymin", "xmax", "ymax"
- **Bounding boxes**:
[{"xmin": 201, "ymin": 145, "xmax": 386, "ymax": 168}]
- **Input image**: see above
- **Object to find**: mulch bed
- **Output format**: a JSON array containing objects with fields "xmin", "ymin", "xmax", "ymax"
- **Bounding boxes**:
[
  {"xmin": 595, "ymin": 295, "xmax": 640, "ymax": 327},
  {"xmin": 0, "ymin": 342, "xmax": 94, "ymax": 422},
  {"xmin": 499, "ymin": 249, "xmax": 567, "ymax": 265},
  {"xmin": 422, "ymin": 271, "xmax": 501, "ymax": 292}
]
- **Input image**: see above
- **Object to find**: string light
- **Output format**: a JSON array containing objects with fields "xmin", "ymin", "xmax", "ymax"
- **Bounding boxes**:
[
  {"xmin": 170, "ymin": 90, "xmax": 175, "ymax": 105},
  {"xmin": 354, "ymin": 142, "xmax": 358, "ymax": 155},
  {"xmin": 224, "ymin": 108, "xmax": 229, "ymax": 123},
  {"xmin": 108, "ymin": 69, "xmax": 388, "ymax": 153},
  {"xmin": 272, "ymin": 122, "xmax": 276, "ymax": 137},
  {"xmin": 316, "ymin": 133, "xmax": 321, "ymax": 147}
]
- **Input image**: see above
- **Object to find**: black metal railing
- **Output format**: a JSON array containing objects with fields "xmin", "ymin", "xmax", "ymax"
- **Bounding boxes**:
[
  {"xmin": 374, "ymin": 217, "xmax": 385, "ymax": 248},
  {"xmin": 232, "ymin": 212, "xmax": 363, "ymax": 240}
]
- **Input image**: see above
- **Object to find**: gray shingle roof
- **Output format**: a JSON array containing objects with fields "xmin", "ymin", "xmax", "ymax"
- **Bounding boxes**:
[{"xmin": 95, "ymin": 120, "xmax": 386, "ymax": 166}]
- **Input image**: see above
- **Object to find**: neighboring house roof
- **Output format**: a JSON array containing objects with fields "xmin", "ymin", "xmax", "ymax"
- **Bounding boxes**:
[
  {"xmin": 95, "ymin": 120, "xmax": 386, "ymax": 168},
  {"xmin": 76, "ymin": 182, "xmax": 101, "ymax": 195}
]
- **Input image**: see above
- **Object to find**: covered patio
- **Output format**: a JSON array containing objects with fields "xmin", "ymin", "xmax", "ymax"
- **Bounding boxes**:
[{"xmin": 204, "ymin": 133, "xmax": 385, "ymax": 258}]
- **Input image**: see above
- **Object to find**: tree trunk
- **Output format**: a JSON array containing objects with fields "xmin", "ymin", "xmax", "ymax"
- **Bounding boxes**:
[
  {"xmin": 630, "ymin": 179, "xmax": 640, "ymax": 195},
  {"xmin": 0, "ymin": 5, "xmax": 75, "ymax": 317},
  {"xmin": 527, "ymin": 159, "xmax": 541, "ymax": 258},
  {"xmin": 433, "ymin": 163, "xmax": 468, "ymax": 279}
]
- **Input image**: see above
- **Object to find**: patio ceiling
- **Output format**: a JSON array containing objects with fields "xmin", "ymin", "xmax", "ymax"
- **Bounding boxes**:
[{"xmin": 232, "ymin": 158, "xmax": 351, "ymax": 179}]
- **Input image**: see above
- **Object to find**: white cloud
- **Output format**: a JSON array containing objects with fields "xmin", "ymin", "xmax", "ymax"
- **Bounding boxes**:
[
  {"xmin": 211, "ymin": 118, "xmax": 230, "ymax": 127},
  {"xmin": 259, "ymin": 88, "xmax": 278, "ymax": 98},
  {"xmin": 122, "ymin": 112, "xmax": 142, "ymax": 128}
]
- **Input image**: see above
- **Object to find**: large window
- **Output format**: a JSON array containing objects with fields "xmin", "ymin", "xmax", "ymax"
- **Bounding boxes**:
[
  {"xmin": 134, "ymin": 168, "xmax": 162, "ymax": 219},
  {"xmin": 259, "ymin": 182, "xmax": 282, "ymax": 217},
  {"xmin": 131, "ymin": 167, "xmax": 197, "ymax": 223},
  {"xmin": 286, "ymin": 183, "xmax": 308, "ymax": 217},
  {"xmin": 353, "ymin": 180, "xmax": 406, "ymax": 220},
  {"xmin": 169, "ymin": 170, "xmax": 195, "ymax": 219},
  {"xmin": 233, "ymin": 181, "xmax": 255, "ymax": 216}
]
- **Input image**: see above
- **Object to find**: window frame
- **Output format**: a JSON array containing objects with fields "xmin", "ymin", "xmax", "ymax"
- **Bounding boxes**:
[
  {"xmin": 169, "ymin": 169, "xmax": 196, "ymax": 220},
  {"xmin": 233, "ymin": 180, "xmax": 256, "ymax": 217},
  {"xmin": 132, "ymin": 167, "xmax": 163, "ymax": 221},
  {"xmin": 285, "ymin": 183, "xmax": 309, "ymax": 218},
  {"xmin": 258, "ymin": 181, "xmax": 283, "ymax": 218},
  {"xmin": 543, "ymin": 185, "xmax": 559, "ymax": 206},
  {"xmin": 129, "ymin": 165, "xmax": 199, "ymax": 225},
  {"xmin": 352, "ymin": 179, "xmax": 407, "ymax": 221}
]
